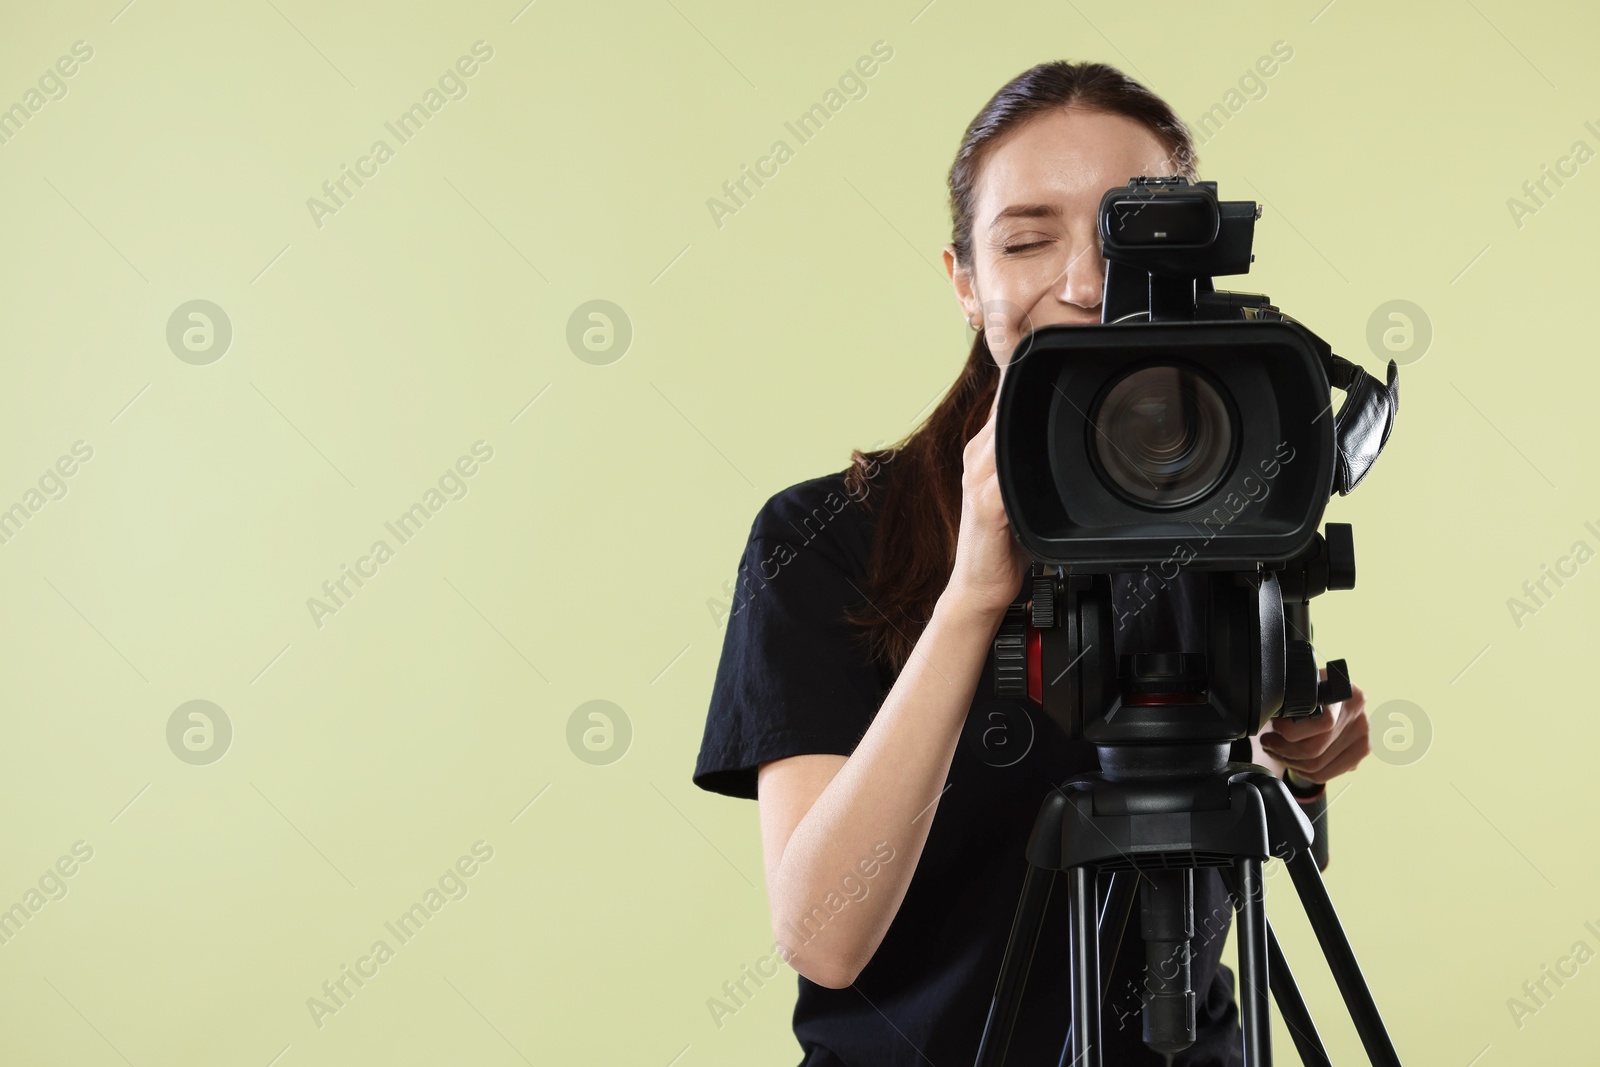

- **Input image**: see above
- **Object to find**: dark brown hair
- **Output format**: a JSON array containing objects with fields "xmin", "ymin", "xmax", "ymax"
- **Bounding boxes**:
[{"xmin": 840, "ymin": 61, "xmax": 1200, "ymax": 677}]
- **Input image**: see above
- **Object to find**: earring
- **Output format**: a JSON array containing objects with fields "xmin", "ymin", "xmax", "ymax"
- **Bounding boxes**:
[{"xmin": 968, "ymin": 314, "xmax": 980, "ymax": 329}]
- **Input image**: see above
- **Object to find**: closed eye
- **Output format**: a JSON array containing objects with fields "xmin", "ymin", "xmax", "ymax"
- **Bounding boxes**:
[{"xmin": 1002, "ymin": 241, "xmax": 1050, "ymax": 255}]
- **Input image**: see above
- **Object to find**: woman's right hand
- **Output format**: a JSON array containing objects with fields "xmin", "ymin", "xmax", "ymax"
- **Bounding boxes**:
[{"xmin": 945, "ymin": 370, "xmax": 1034, "ymax": 624}]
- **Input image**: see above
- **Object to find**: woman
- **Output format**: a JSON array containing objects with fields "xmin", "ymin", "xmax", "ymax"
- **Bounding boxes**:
[{"xmin": 693, "ymin": 60, "xmax": 1371, "ymax": 1066}]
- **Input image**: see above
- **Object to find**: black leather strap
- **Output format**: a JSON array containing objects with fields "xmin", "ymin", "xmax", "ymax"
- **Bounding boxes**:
[{"xmin": 1326, "ymin": 354, "xmax": 1400, "ymax": 495}]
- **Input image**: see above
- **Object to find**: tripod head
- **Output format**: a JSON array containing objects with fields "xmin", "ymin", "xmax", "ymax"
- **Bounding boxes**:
[{"xmin": 993, "ymin": 526, "xmax": 1357, "ymax": 772}]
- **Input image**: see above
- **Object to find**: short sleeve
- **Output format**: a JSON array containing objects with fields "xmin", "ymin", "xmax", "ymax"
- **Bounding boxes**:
[{"xmin": 692, "ymin": 480, "xmax": 888, "ymax": 801}]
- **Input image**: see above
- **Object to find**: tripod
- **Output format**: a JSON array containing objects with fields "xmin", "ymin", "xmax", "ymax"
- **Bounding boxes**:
[{"xmin": 972, "ymin": 742, "xmax": 1403, "ymax": 1066}]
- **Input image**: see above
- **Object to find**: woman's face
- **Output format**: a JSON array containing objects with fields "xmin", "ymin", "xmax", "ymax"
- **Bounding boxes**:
[{"xmin": 945, "ymin": 107, "xmax": 1183, "ymax": 369}]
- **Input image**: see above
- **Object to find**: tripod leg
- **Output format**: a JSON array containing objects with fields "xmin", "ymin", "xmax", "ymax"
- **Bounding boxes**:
[
  {"xmin": 1221, "ymin": 865, "xmax": 1331, "ymax": 1067},
  {"xmin": 1233, "ymin": 857, "xmax": 1271, "ymax": 1067},
  {"xmin": 1096, "ymin": 871, "xmax": 1140, "ymax": 1004},
  {"xmin": 1284, "ymin": 850, "xmax": 1402, "ymax": 1067},
  {"xmin": 1065, "ymin": 865, "xmax": 1102, "ymax": 1067},
  {"xmin": 1266, "ymin": 919, "xmax": 1332, "ymax": 1067},
  {"xmin": 1061, "ymin": 870, "xmax": 1140, "ymax": 1057},
  {"xmin": 974, "ymin": 863, "xmax": 1056, "ymax": 1067}
]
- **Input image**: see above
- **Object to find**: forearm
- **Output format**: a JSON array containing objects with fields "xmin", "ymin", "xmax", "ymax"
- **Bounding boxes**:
[{"xmin": 771, "ymin": 591, "xmax": 1001, "ymax": 986}]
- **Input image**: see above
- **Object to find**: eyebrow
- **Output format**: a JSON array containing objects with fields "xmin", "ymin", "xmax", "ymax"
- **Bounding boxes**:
[{"xmin": 989, "ymin": 203, "xmax": 1062, "ymax": 228}]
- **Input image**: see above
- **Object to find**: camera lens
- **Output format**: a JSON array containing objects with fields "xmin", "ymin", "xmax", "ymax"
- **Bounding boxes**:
[{"xmin": 1091, "ymin": 364, "xmax": 1233, "ymax": 508}]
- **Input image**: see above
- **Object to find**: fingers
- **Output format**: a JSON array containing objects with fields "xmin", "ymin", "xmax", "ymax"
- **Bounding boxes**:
[
  {"xmin": 1261, "ymin": 709, "xmax": 1336, "ymax": 747},
  {"xmin": 1282, "ymin": 709, "xmax": 1371, "ymax": 783},
  {"xmin": 1260, "ymin": 729, "xmax": 1320, "ymax": 763},
  {"xmin": 1260, "ymin": 674, "xmax": 1374, "ymax": 784},
  {"xmin": 1303, "ymin": 742, "xmax": 1366, "ymax": 784},
  {"xmin": 966, "ymin": 376, "xmax": 1005, "ymax": 482},
  {"xmin": 990, "ymin": 346, "xmax": 1014, "ymax": 413},
  {"xmin": 1261, "ymin": 680, "xmax": 1367, "ymax": 748},
  {"xmin": 963, "ymin": 417, "xmax": 997, "ymax": 483}
]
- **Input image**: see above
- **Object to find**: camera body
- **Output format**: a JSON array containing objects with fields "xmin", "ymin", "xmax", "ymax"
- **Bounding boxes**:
[{"xmin": 990, "ymin": 177, "xmax": 1395, "ymax": 751}]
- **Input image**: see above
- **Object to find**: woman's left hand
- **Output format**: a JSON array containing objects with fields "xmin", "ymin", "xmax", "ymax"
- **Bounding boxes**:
[{"xmin": 1257, "ymin": 671, "xmax": 1371, "ymax": 784}]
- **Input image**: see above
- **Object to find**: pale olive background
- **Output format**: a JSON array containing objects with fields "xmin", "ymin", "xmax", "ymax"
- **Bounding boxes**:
[{"xmin": 0, "ymin": 0, "xmax": 1594, "ymax": 1063}]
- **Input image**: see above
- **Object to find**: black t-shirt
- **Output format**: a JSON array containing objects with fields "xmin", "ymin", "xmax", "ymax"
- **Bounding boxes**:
[{"xmin": 693, "ymin": 466, "xmax": 1246, "ymax": 1067}]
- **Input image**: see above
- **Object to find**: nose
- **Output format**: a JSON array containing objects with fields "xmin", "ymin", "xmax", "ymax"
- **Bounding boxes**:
[{"xmin": 1057, "ymin": 242, "xmax": 1104, "ymax": 315}]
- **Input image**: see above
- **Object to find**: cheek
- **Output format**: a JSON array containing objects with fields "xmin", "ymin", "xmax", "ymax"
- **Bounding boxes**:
[
  {"xmin": 975, "ymin": 252, "xmax": 1062, "ymax": 358},
  {"xmin": 976, "ymin": 301, "xmax": 1034, "ymax": 364},
  {"xmin": 972, "ymin": 273, "xmax": 1049, "ymax": 343},
  {"xmin": 991, "ymin": 256, "xmax": 1067, "ymax": 314}
]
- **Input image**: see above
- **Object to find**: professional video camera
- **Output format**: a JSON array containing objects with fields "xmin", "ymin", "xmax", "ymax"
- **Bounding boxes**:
[{"xmin": 973, "ymin": 177, "xmax": 1405, "ymax": 1067}]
